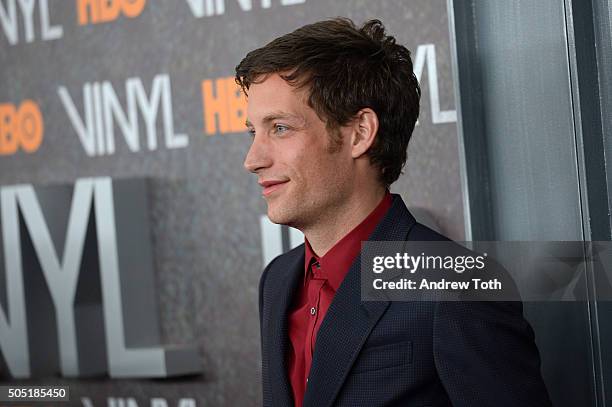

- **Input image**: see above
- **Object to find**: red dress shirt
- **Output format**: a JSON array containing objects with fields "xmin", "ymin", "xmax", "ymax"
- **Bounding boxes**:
[{"xmin": 287, "ymin": 192, "xmax": 392, "ymax": 407}]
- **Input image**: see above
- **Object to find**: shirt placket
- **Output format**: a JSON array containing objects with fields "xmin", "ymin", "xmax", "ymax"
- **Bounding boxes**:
[{"xmin": 307, "ymin": 261, "xmax": 326, "ymax": 356}]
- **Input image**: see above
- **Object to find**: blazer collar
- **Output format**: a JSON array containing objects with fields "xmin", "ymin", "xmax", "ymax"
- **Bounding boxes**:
[
  {"xmin": 266, "ymin": 248, "xmax": 304, "ymax": 407},
  {"xmin": 302, "ymin": 194, "xmax": 416, "ymax": 407},
  {"xmin": 265, "ymin": 194, "xmax": 417, "ymax": 407}
]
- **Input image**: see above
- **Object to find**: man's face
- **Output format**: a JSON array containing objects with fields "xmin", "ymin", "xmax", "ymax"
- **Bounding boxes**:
[{"xmin": 244, "ymin": 73, "xmax": 354, "ymax": 229}]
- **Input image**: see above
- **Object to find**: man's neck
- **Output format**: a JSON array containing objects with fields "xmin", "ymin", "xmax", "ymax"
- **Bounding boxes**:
[{"xmin": 303, "ymin": 186, "xmax": 388, "ymax": 257}]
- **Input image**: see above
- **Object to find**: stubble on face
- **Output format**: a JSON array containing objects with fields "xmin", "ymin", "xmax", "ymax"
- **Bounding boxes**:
[
  {"xmin": 245, "ymin": 74, "xmax": 354, "ymax": 232},
  {"xmin": 265, "ymin": 125, "xmax": 350, "ymax": 231}
]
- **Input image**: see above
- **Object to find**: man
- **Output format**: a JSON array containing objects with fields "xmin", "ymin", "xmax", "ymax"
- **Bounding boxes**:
[{"xmin": 236, "ymin": 18, "xmax": 552, "ymax": 407}]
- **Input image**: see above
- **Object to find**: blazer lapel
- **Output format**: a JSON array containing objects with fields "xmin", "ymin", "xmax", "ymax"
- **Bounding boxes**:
[
  {"xmin": 264, "ymin": 248, "xmax": 304, "ymax": 407},
  {"xmin": 302, "ymin": 195, "xmax": 417, "ymax": 407}
]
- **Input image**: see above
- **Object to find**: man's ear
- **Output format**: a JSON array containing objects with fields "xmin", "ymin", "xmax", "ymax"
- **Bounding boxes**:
[{"xmin": 350, "ymin": 108, "xmax": 379, "ymax": 159}]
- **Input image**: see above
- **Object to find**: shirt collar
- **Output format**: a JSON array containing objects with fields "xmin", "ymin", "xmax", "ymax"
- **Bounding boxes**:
[{"xmin": 303, "ymin": 191, "xmax": 392, "ymax": 291}]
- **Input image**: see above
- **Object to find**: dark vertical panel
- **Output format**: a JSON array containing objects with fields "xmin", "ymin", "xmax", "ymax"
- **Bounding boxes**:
[
  {"xmin": 449, "ymin": 0, "xmax": 596, "ymax": 405},
  {"xmin": 564, "ymin": 0, "xmax": 610, "ymax": 404},
  {"xmin": 447, "ymin": 1, "xmax": 493, "ymax": 240},
  {"xmin": 592, "ymin": 0, "xmax": 612, "ymax": 403}
]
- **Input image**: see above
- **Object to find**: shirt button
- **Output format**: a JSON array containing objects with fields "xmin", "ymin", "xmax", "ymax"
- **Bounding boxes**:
[
  {"xmin": 306, "ymin": 377, "xmax": 309, "ymax": 383},
  {"xmin": 310, "ymin": 307, "xmax": 316, "ymax": 315}
]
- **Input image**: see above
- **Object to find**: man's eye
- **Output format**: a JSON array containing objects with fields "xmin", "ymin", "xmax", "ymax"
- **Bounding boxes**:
[
  {"xmin": 247, "ymin": 129, "xmax": 256, "ymax": 138},
  {"xmin": 274, "ymin": 124, "xmax": 289, "ymax": 134}
]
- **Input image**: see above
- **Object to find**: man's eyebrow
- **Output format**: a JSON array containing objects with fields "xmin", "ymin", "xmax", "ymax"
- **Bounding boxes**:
[{"xmin": 245, "ymin": 112, "xmax": 304, "ymax": 128}]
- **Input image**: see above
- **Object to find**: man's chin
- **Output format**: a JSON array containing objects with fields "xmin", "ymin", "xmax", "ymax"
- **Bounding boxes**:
[
  {"xmin": 266, "ymin": 203, "xmax": 293, "ymax": 226},
  {"xmin": 266, "ymin": 210, "xmax": 288, "ymax": 225}
]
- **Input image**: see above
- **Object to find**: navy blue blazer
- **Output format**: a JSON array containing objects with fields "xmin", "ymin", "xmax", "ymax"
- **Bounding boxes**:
[{"xmin": 258, "ymin": 194, "xmax": 552, "ymax": 407}]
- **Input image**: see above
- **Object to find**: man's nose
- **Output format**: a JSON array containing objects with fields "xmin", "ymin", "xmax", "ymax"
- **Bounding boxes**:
[{"xmin": 243, "ymin": 135, "xmax": 272, "ymax": 173}]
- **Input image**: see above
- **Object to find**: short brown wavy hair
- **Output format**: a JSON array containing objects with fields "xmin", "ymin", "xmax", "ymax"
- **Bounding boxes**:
[{"xmin": 235, "ymin": 18, "xmax": 420, "ymax": 187}]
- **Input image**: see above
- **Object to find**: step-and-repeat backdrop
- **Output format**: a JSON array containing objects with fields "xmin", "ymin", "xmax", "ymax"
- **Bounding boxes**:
[{"xmin": 0, "ymin": 0, "xmax": 462, "ymax": 405}]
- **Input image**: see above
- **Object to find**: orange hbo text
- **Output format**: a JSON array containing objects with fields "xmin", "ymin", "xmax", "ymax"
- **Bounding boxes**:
[
  {"xmin": 77, "ymin": 0, "xmax": 146, "ymax": 25},
  {"xmin": 0, "ymin": 100, "xmax": 44, "ymax": 155}
]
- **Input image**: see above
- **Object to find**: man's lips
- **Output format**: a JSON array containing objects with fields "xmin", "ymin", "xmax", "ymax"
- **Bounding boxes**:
[{"xmin": 259, "ymin": 180, "xmax": 289, "ymax": 196}]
